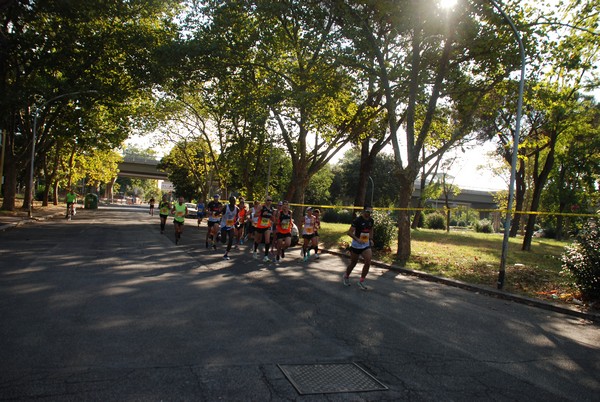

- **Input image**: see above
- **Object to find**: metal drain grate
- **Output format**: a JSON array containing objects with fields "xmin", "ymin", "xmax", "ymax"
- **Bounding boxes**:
[{"xmin": 278, "ymin": 363, "xmax": 388, "ymax": 395}]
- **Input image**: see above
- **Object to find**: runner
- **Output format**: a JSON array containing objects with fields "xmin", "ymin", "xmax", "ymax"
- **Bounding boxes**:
[
  {"xmin": 300, "ymin": 207, "xmax": 316, "ymax": 262},
  {"xmin": 253, "ymin": 196, "xmax": 275, "ymax": 262},
  {"xmin": 311, "ymin": 208, "xmax": 321, "ymax": 259},
  {"xmin": 148, "ymin": 197, "xmax": 155, "ymax": 216},
  {"xmin": 343, "ymin": 206, "xmax": 375, "ymax": 290},
  {"xmin": 220, "ymin": 196, "xmax": 239, "ymax": 260},
  {"xmin": 196, "ymin": 197, "xmax": 205, "ymax": 227},
  {"xmin": 171, "ymin": 196, "xmax": 188, "ymax": 245},
  {"xmin": 235, "ymin": 197, "xmax": 247, "ymax": 245},
  {"xmin": 246, "ymin": 200, "xmax": 260, "ymax": 246},
  {"xmin": 158, "ymin": 195, "xmax": 171, "ymax": 234},
  {"xmin": 205, "ymin": 194, "xmax": 223, "ymax": 249},
  {"xmin": 274, "ymin": 200, "xmax": 293, "ymax": 263}
]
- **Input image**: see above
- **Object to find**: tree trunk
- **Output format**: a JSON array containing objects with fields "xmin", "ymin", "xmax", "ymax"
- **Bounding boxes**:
[
  {"xmin": 395, "ymin": 173, "xmax": 415, "ymax": 265},
  {"xmin": 53, "ymin": 180, "xmax": 59, "ymax": 205},
  {"xmin": 1, "ymin": 150, "xmax": 17, "ymax": 211},
  {"xmin": 411, "ymin": 172, "xmax": 427, "ymax": 229},
  {"xmin": 509, "ymin": 161, "xmax": 526, "ymax": 237},
  {"xmin": 353, "ymin": 141, "xmax": 375, "ymax": 208},
  {"xmin": 522, "ymin": 147, "xmax": 555, "ymax": 251},
  {"xmin": 286, "ymin": 162, "xmax": 310, "ymax": 224}
]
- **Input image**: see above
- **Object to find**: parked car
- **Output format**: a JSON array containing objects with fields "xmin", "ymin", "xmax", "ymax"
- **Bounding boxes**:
[{"xmin": 185, "ymin": 203, "xmax": 198, "ymax": 218}]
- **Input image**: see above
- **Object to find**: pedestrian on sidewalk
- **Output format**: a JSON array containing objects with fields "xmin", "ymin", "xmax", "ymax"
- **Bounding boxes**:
[{"xmin": 343, "ymin": 206, "xmax": 374, "ymax": 290}]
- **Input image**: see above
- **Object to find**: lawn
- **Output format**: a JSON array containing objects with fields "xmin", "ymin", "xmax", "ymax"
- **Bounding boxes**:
[{"xmin": 318, "ymin": 222, "xmax": 580, "ymax": 305}]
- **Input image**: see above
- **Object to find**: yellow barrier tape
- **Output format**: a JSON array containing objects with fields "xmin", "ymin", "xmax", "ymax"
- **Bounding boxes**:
[{"xmin": 286, "ymin": 203, "xmax": 598, "ymax": 218}]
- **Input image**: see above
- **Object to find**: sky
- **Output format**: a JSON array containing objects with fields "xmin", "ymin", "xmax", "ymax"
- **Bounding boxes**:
[{"xmin": 125, "ymin": 133, "xmax": 508, "ymax": 192}]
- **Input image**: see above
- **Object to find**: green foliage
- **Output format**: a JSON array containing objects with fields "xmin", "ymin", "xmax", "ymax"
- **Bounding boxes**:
[
  {"xmin": 474, "ymin": 219, "xmax": 494, "ymax": 233},
  {"xmin": 322, "ymin": 208, "xmax": 354, "ymax": 224},
  {"xmin": 561, "ymin": 218, "xmax": 600, "ymax": 301},
  {"xmin": 371, "ymin": 210, "xmax": 396, "ymax": 250},
  {"xmin": 425, "ymin": 212, "xmax": 446, "ymax": 230}
]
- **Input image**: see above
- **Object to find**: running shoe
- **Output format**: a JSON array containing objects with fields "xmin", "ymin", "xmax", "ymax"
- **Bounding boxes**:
[
  {"xmin": 253, "ymin": 251, "xmax": 258, "ymax": 259},
  {"xmin": 223, "ymin": 254, "xmax": 230, "ymax": 260},
  {"xmin": 343, "ymin": 275, "xmax": 351, "ymax": 287},
  {"xmin": 314, "ymin": 253, "xmax": 320, "ymax": 260},
  {"xmin": 263, "ymin": 255, "xmax": 270, "ymax": 262},
  {"xmin": 205, "ymin": 241, "xmax": 209, "ymax": 248},
  {"xmin": 212, "ymin": 243, "xmax": 217, "ymax": 250},
  {"xmin": 357, "ymin": 280, "xmax": 368, "ymax": 291},
  {"xmin": 281, "ymin": 249, "xmax": 285, "ymax": 259}
]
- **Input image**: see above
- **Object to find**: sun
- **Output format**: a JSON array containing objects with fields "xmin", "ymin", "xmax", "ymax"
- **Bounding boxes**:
[{"xmin": 438, "ymin": 0, "xmax": 458, "ymax": 9}]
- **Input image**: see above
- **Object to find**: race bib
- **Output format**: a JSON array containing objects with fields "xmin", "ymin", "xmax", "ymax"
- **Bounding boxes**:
[
  {"xmin": 360, "ymin": 232, "xmax": 370, "ymax": 243},
  {"xmin": 305, "ymin": 226, "xmax": 313, "ymax": 234},
  {"xmin": 281, "ymin": 219, "xmax": 290, "ymax": 229},
  {"xmin": 176, "ymin": 211, "xmax": 184, "ymax": 217},
  {"xmin": 226, "ymin": 218, "xmax": 234, "ymax": 227},
  {"xmin": 261, "ymin": 217, "xmax": 270, "ymax": 226}
]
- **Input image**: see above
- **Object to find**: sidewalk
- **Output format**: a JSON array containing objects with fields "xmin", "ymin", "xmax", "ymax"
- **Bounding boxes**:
[{"xmin": 0, "ymin": 201, "xmax": 66, "ymax": 231}]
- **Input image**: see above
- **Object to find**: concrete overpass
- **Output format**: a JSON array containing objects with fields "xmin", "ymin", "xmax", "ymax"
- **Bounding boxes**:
[{"xmin": 118, "ymin": 155, "xmax": 168, "ymax": 180}]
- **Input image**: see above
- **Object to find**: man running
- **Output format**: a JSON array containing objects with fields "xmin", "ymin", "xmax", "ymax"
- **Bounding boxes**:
[
  {"xmin": 158, "ymin": 195, "xmax": 171, "ymax": 234},
  {"xmin": 149, "ymin": 197, "xmax": 155, "ymax": 216},
  {"xmin": 274, "ymin": 201, "xmax": 293, "ymax": 262},
  {"xmin": 343, "ymin": 206, "xmax": 374, "ymax": 290},
  {"xmin": 196, "ymin": 197, "xmax": 205, "ymax": 227},
  {"xmin": 311, "ymin": 208, "xmax": 321, "ymax": 259},
  {"xmin": 171, "ymin": 196, "xmax": 188, "ymax": 245},
  {"xmin": 220, "ymin": 196, "xmax": 239, "ymax": 260},
  {"xmin": 300, "ymin": 207, "xmax": 316, "ymax": 262},
  {"xmin": 205, "ymin": 194, "xmax": 223, "ymax": 249},
  {"xmin": 253, "ymin": 196, "xmax": 275, "ymax": 262},
  {"xmin": 235, "ymin": 197, "xmax": 247, "ymax": 245}
]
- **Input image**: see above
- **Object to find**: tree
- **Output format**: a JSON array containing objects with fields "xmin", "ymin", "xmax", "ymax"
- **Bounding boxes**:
[
  {"xmin": 158, "ymin": 138, "xmax": 211, "ymax": 200},
  {"xmin": 338, "ymin": 0, "xmax": 525, "ymax": 263},
  {"xmin": 0, "ymin": 0, "xmax": 182, "ymax": 210}
]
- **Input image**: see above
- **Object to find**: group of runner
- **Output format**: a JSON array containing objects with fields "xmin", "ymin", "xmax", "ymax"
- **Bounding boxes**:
[{"xmin": 154, "ymin": 194, "xmax": 375, "ymax": 290}]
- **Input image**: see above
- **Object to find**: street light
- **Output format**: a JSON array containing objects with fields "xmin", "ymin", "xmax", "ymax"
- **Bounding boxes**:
[
  {"xmin": 486, "ymin": 0, "xmax": 526, "ymax": 290},
  {"xmin": 368, "ymin": 176, "xmax": 374, "ymax": 206},
  {"xmin": 439, "ymin": 0, "xmax": 524, "ymax": 289},
  {"xmin": 29, "ymin": 90, "xmax": 98, "ymax": 218}
]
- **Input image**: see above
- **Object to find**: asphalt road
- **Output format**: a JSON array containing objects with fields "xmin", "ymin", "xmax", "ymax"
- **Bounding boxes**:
[{"xmin": 0, "ymin": 205, "xmax": 598, "ymax": 401}]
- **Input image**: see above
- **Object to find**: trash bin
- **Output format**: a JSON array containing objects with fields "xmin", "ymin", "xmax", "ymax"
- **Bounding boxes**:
[{"xmin": 84, "ymin": 193, "xmax": 98, "ymax": 209}]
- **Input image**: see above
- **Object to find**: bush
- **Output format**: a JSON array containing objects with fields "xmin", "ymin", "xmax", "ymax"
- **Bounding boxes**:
[
  {"xmin": 474, "ymin": 219, "xmax": 494, "ymax": 233},
  {"xmin": 425, "ymin": 212, "xmax": 446, "ymax": 230},
  {"xmin": 322, "ymin": 208, "xmax": 355, "ymax": 224},
  {"xmin": 371, "ymin": 210, "xmax": 396, "ymax": 250},
  {"xmin": 561, "ymin": 218, "xmax": 600, "ymax": 301}
]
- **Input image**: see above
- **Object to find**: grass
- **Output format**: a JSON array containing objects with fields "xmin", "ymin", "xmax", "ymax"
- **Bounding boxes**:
[{"xmin": 318, "ymin": 222, "xmax": 582, "ymax": 306}]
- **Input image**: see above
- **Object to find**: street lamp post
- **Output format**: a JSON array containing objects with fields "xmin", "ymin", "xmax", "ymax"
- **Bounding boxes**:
[
  {"xmin": 28, "ymin": 91, "xmax": 97, "ymax": 218},
  {"xmin": 368, "ymin": 176, "xmax": 374, "ymax": 207},
  {"xmin": 487, "ymin": 0, "xmax": 526, "ymax": 290}
]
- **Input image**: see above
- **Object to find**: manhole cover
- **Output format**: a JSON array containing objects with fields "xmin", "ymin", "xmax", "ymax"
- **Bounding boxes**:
[{"xmin": 278, "ymin": 363, "xmax": 388, "ymax": 395}]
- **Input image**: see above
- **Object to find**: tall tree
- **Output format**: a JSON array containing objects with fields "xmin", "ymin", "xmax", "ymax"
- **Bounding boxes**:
[
  {"xmin": 0, "ymin": 0, "xmax": 182, "ymax": 210},
  {"xmin": 338, "ymin": 0, "xmax": 524, "ymax": 263}
]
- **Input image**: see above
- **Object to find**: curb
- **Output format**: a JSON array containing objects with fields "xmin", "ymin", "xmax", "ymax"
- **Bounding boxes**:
[{"xmin": 325, "ymin": 249, "xmax": 600, "ymax": 323}]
